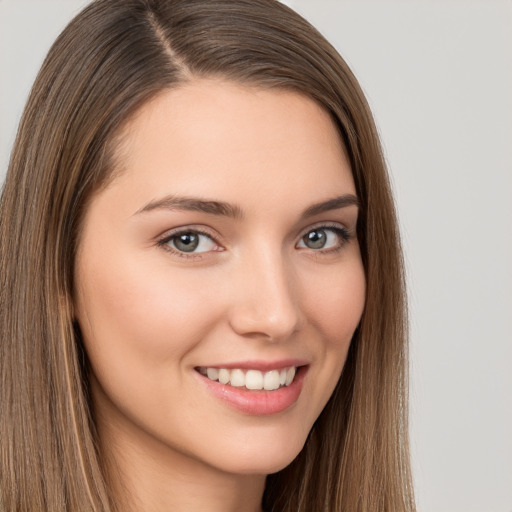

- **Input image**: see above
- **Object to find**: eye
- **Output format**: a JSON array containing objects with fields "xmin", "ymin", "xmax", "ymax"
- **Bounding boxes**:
[
  {"xmin": 296, "ymin": 225, "xmax": 351, "ymax": 251},
  {"xmin": 160, "ymin": 230, "xmax": 219, "ymax": 255}
]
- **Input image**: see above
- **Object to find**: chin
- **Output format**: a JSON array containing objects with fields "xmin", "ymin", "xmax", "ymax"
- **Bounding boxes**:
[
  {"xmin": 203, "ymin": 428, "xmax": 309, "ymax": 476},
  {"xmin": 218, "ymin": 452, "xmax": 301, "ymax": 476}
]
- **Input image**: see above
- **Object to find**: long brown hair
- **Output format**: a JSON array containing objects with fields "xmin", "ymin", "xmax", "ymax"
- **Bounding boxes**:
[{"xmin": 0, "ymin": 1, "xmax": 414, "ymax": 510}]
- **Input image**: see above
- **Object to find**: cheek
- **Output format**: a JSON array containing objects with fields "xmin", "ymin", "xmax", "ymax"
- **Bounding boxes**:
[
  {"xmin": 74, "ymin": 253, "xmax": 228, "ymax": 440},
  {"xmin": 303, "ymin": 257, "xmax": 366, "ymax": 349},
  {"xmin": 296, "ymin": 254, "xmax": 365, "ymax": 411},
  {"xmin": 74, "ymin": 250, "xmax": 223, "ymax": 371}
]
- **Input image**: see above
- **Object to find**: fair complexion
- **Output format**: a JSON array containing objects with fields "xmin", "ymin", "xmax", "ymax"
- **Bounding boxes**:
[{"xmin": 74, "ymin": 80, "xmax": 366, "ymax": 512}]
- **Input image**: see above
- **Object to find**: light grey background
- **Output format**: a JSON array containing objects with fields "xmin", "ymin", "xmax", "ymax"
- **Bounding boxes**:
[{"xmin": 1, "ymin": 1, "xmax": 511, "ymax": 511}]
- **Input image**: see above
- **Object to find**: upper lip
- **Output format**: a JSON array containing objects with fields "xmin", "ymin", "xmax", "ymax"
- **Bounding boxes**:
[{"xmin": 195, "ymin": 358, "xmax": 309, "ymax": 372}]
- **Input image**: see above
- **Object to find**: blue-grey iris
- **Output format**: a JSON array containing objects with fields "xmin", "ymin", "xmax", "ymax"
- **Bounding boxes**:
[
  {"xmin": 174, "ymin": 233, "xmax": 199, "ymax": 252},
  {"xmin": 303, "ymin": 229, "xmax": 326, "ymax": 249}
]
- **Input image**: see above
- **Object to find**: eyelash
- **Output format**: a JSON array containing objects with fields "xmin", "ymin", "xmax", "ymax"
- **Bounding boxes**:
[
  {"xmin": 157, "ymin": 228, "xmax": 219, "ymax": 260},
  {"xmin": 157, "ymin": 224, "xmax": 353, "ymax": 260},
  {"xmin": 299, "ymin": 224, "xmax": 353, "ymax": 255}
]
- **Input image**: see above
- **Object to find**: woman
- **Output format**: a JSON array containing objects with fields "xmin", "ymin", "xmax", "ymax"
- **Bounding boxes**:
[{"xmin": 0, "ymin": 0, "xmax": 414, "ymax": 511}]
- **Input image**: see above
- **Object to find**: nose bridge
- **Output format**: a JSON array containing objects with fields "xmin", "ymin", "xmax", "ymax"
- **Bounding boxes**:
[{"xmin": 229, "ymin": 243, "xmax": 302, "ymax": 341}]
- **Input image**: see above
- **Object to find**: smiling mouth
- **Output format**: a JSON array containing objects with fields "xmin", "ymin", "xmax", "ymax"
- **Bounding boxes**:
[{"xmin": 196, "ymin": 366, "xmax": 298, "ymax": 391}]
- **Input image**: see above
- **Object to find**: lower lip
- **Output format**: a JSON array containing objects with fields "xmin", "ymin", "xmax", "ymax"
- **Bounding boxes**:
[{"xmin": 196, "ymin": 366, "xmax": 308, "ymax": 416}]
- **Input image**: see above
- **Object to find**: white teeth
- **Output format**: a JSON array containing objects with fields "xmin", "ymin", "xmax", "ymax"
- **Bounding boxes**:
[
  {"xmin": 199, "ymin": 366, "xmax": 299, "ymax": 390},
  {"xmin": 218, "ymin": 368, "xmax": 230, "ymax": 385},
  {"xmin": 285, "ymin": 367, "xmax": 296, "ymax": 386},
  {"xmin": 263, "ymin": 370, "xmax": 281, "ymax": 391},
  {"xmin": 245, "ymin": 370, "xmax": 263, "ymax": 390},
  {"xmin": 206, "ymin": 367, "xmax": 219, "ymax": 380},
  {"xmin": 230, "ymin": 369, "xmax": 245, "ymax": 387}
]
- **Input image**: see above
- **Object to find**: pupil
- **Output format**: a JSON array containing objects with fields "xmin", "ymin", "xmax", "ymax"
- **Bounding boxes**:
[
  {"xmin": 305, "ymin": 229, "xmax": 326, "ymax": 249},
  {"xmin": 175, "ymin": 233, "xmax": 199, "ymax": 252}
]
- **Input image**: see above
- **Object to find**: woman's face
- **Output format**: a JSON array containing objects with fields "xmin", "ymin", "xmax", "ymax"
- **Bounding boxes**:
[{"xmin": 74, "ymin": 80, "xmax": 365, "ymax": 476}]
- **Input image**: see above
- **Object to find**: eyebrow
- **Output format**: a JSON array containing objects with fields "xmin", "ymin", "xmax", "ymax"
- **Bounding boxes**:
[
  {"xmin": 300, "ymin": 194, "xmax": 359, "ymax": 219},
  {"xmin": 135, "ymin": 193, "xmax": 359, "ymax": 219},
  {"xmin": 135, "ymin": 195, "xmax": 244, "ymax": 219}
]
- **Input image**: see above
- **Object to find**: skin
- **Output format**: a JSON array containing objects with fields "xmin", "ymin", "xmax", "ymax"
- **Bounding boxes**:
[{"xmin": 74, "ymin": 80, "xmax": 366, "ymax": 512}]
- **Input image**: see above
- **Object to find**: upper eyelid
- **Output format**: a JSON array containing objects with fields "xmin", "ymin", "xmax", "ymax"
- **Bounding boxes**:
[
  {"xmin": 297, "ymin": 221, "xmax": 350, "ymax": 238},
  {"xmin": 157, "ymin": 225, "xmax": 220, "ymax": 244}
]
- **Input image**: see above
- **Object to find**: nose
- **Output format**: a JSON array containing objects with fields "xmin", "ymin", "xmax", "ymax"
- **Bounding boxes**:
[{"xmin": 228, "ymin": 248, "xmax": 303, "ymax": 342}]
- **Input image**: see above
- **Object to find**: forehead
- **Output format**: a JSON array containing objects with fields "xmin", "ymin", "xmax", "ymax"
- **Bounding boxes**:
[{"xmin": 102, "ymin": 79, "xmax": 355, "ymax": 218}]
